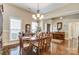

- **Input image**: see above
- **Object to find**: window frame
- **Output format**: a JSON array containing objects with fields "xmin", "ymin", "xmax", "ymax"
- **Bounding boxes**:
[
  {"xmin": 9, "ymin": 16, "xmax": 21, "ymax": 41},
  {"xmin": 31, "ymin": 21, "xmax": 38, "ymax": 33}
]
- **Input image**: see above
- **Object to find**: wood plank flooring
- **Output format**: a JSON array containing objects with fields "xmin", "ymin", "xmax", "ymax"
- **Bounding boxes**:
[{"xmin": 1, "ymin": 40, "xmax": 79, "ymax": 55}]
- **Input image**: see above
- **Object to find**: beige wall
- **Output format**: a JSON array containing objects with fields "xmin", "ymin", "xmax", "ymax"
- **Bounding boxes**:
[{"xmin": 2, "ymin": 4, "xmax": 33, "ymax": 46}]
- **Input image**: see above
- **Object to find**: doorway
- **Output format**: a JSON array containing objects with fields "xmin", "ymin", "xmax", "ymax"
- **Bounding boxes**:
[
  {"xmin": 68, "ymin": 22, "xmax": 79, "ymax": 53},
  {"xmin": 68, "ymin": 22, "xmax": 79, "ymax": 39},
  {"xmin": 47, "ymin": 24, "xmax": 50, "ymax": 32}
]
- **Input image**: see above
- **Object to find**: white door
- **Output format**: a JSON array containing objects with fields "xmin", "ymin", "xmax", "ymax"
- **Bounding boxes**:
[{"xmin": 68, "ymin": 22, "xmax": 79, "ymax": 53}]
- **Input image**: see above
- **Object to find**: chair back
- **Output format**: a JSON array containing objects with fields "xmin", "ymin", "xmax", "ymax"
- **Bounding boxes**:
[
  {"xmin": 19, "ymin": 35, "xmax": 23, "ymax": 48},
  {"xmin": 38, "ymin": 36, "xmax": 51, "ymax": 51},
  {"xmin": 37, "ymin": 32, "xmax": 52, "ymax": 47}
]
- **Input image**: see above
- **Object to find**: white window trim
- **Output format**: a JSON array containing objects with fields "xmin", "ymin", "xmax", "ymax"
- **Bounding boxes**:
[{"xmin": 9, "ymin": 16, "xmax": 21, "ymax": 41}]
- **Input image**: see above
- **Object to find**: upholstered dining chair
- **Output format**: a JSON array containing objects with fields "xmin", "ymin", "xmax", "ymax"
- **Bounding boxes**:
[
  {"xmin": 32, "ymin": 38, "xmax": 44, "ymax": 54},
  {"xmin": 19, "ymin": 33, "xmax": 32, "ymax": 55},
  {"xmin": 32, "ymin": 36, "xmax": 51, "ymax": 55}
]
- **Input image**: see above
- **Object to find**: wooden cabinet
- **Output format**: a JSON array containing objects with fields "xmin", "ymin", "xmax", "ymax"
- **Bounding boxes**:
[{"xmin": 53, "ymin": 32, "xmax": 65, "ymax": 40}]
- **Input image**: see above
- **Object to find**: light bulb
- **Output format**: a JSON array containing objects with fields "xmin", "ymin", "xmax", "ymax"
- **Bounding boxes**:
[
  {"xmin": 37, "ymin": 13, "xmax": 40, "ymax": 17},
  {"xmin": 39, "ymin": 15, "xmax": 44, "ymax": 20},
  {"xmin": 32, "ymin": 15, "xmax": 37, "ymax": 20},
  {"xmin": 32, "ymin": 14, "xmax": 35, "ymax": 18},
  {"xmin": 41, "ymin": 15, "xmax": 44, "ymax": 18},
  {"xmin": 34, "ymin": 16, "xmax": 37, "ymax": 20},
  {"xmin": 60, "ymin": 17, "xmax": 63, "ymax": 19}
]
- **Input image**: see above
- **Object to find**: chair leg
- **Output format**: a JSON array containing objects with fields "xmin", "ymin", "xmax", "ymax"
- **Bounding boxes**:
[
  {"xmin": 19, "ymin": 48, "xmax": 22, "ymax": 55},
  {"xmin": 37, "ymin": 48, "xmax": 41, "ymax": 55}
]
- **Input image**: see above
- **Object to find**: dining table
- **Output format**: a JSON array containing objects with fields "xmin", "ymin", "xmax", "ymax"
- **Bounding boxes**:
[
  {"xmin": 22, "ymin": 36, "xmax": 38, "ymax": 40},
  {"xmin": 22, "ymin": 36, "xmax": 39, "ymax": 53},
  {"xmin": 22, "ymin": 36, "xmax": 39, "ymax": 44}
]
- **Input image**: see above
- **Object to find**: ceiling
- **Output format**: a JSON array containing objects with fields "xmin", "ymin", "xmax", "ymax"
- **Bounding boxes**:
[{"xmin": 12, "ymin": 3, "xmax": 67, "ymax": 14}]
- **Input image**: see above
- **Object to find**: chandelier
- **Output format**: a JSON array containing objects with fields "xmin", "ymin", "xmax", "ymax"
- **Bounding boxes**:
[{"xmin": 32, "ymin": 4, "xmax": 44, "ymax": 20}]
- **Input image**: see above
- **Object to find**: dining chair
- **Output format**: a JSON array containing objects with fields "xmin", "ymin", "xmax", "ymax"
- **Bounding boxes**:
[
  {"xmin": 19, "ymin": 35, "xmax": 32, "ymax": 55},
  {"xmin": 32, "ymin": 35, "xmax": 51, "ymax": 55},
  {"xmin": 43, "ymin": 32, "xmax": 52, "ymax": 54},
  {"xmin": 32, "ymin": 38, "xmax": 44, "ymax": 54}
]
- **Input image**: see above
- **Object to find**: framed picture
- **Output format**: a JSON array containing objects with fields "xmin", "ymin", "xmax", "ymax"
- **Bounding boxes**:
[
  {"xmin": 25, "ymin": 24, "xmax": 31, "ymax": 33},
  {"xmin": 57, "ymin": 22, "xmax": 62, "ymax": 31}
]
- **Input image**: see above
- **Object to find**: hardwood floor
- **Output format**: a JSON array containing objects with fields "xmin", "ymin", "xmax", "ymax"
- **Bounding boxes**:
[{"xmin": 1, "ymin": 40, "xmax": 79, "ymax": 55}]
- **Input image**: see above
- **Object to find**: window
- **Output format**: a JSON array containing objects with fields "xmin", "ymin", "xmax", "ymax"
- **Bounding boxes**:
[
  {"xmin": 31, "ymin": 22, "xmax": 38, "ymax": 33},
  {"xmin": 10, "ymin": 17, "xmax": 21, "ymax": 41}
]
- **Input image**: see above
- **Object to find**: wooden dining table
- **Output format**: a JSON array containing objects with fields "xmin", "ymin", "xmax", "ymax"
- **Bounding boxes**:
[{"xmin": 22, "ymin": 36, "xmax": 39, "ymax": 43}]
